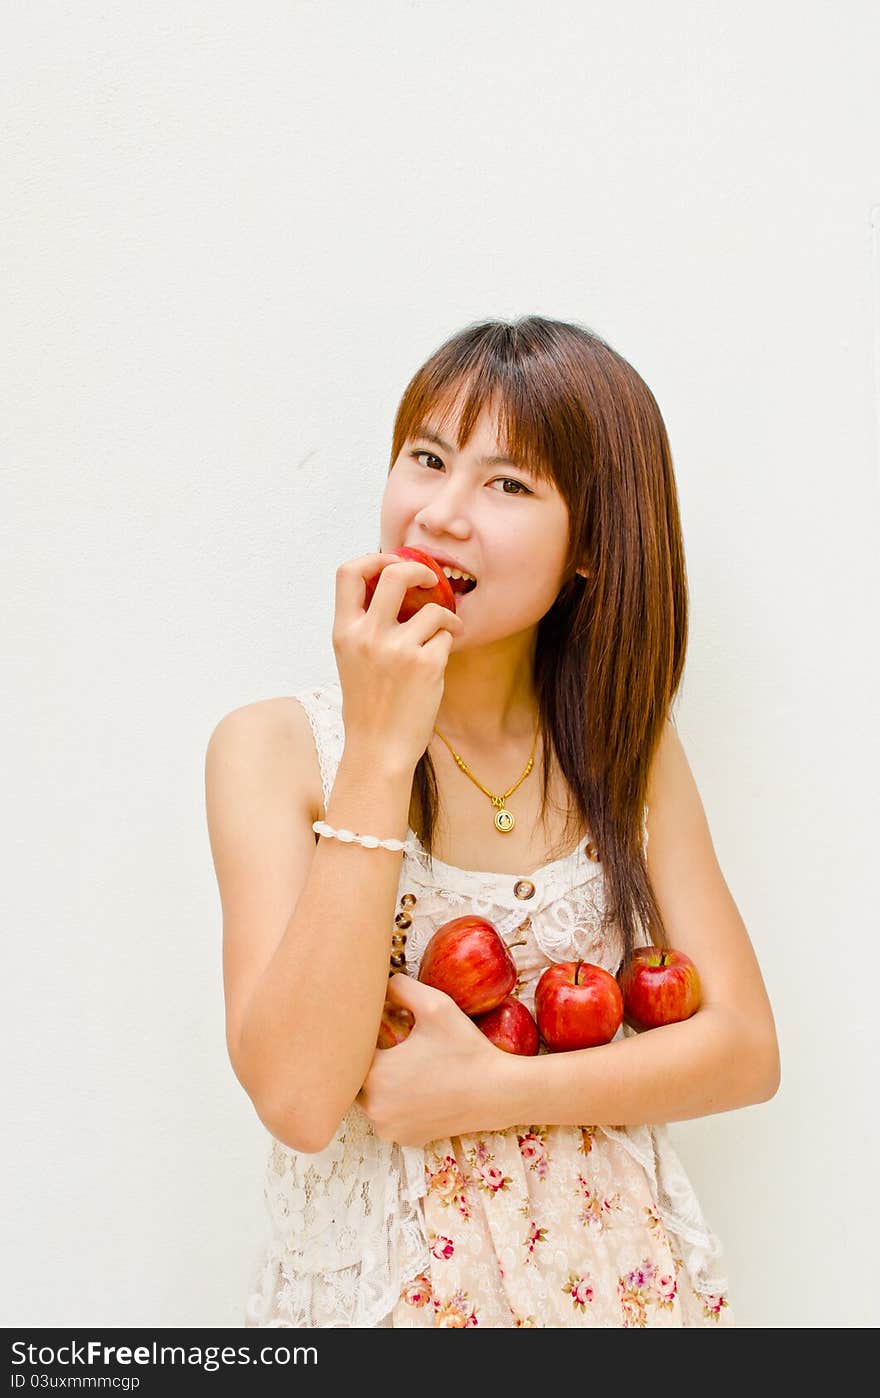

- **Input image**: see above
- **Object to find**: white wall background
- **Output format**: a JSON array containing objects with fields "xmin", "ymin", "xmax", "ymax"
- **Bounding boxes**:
[{"xmin": 3, "ymin": 0, "xmax": 878, "ymax": 1329}]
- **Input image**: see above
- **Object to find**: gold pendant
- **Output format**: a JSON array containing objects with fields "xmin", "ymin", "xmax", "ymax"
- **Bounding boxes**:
[{"xmin": 494, "ymin": 807, "xmax": 515, "ymax": 833}]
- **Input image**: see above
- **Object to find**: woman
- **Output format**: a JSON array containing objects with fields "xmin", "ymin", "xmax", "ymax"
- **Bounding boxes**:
[{"xmin": 205, "ymin": 315, "xmax": 780, "ymax": 1327}]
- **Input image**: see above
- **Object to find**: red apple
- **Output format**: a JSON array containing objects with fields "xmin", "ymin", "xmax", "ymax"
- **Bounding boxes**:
[
  {"xmin": 418, "ymin": 915, "xmax": 522, "ymax": 1016},
  {"xmin": 534, "ymin": 960, "xmax": 624, "ymax": 1052},
  {"xmin": 376, "ymin": 997, "xmax": 415, "ymax": 1049},
  {"xmin": 363, "ymin": 546, "xmax": 458, "ymax": 622},
  {"xmin": 617, "ymin": 946, "xmax": 701, "ymax": 1030},
  {"xmin": 473, "ymin": 995, "xmax": 540, "ymax": 1056}
]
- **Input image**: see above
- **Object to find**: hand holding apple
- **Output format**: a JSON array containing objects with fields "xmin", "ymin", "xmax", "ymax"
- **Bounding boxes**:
[
  {"xmin": 358, "ymin": 970, "xmax": 512, "ymax": 1147},
  {"xmin": 332, "ymin": 548, "xmax": 465, "ymax": 776},
  {"xmin": 616, "ymin": 946, "xmax": 701, "ymax": 1029},
  {"xmin": 363, "ymin": 546, "xmax": 457, "ymax": 622}
]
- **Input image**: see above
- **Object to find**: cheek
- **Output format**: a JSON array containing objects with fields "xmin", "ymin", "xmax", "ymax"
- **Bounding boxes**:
[
  {"xmin": 379, "ymin": 481, "xmax": 409, "ymax": 533},
  {"xmin": 499, "ymin": 517, "xmax": 568, "ymax": 580},
  {"xmin": 382, "ymin": 469, "xmax": 418, "ymax": 509}
]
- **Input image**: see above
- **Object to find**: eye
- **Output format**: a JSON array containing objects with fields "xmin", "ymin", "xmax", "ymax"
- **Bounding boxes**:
[{"xmin": 409, "ymin": 450, "xmax": 532, "ymax": 496}]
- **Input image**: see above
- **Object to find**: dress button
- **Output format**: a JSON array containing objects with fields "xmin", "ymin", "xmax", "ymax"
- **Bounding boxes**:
[{"xmin": 513, "ymin": 879, "xmax": 536, "ymax": 900}]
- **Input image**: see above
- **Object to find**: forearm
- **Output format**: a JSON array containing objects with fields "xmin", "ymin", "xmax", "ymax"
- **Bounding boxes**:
[
  {"xmin": 488, "ymin": 1007, "xmax": 780, "ymax": 1130},
  {"xmin": 239, "ymin": 746, "xmax": 414, "ymax": 1152}
]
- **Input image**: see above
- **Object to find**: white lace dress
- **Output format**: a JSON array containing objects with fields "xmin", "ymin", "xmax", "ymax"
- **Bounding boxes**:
[{"xmin": 242, "ymin": 680, "xmax": 734, "ymax": 1329}]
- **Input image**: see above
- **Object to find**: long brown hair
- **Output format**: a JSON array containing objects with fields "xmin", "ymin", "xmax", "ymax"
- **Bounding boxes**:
[{"xmin": 389, "ymin": 316, "xmax": 687, "ymax": 963}]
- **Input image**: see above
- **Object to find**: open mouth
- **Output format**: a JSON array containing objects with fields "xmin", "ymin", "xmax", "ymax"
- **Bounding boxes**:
[{"xmin": 439, "ymin": 564, "xmax": 478, "ymax": 596}]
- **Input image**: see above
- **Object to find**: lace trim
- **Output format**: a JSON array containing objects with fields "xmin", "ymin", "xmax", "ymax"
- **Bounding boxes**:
[
  {"xmin": 290, "ymin": 678, "xmax": 343, "ymax": 818},
  {"xmin": 245, "ymin": 1107, "xmax": 430, "ymax": 1329}
]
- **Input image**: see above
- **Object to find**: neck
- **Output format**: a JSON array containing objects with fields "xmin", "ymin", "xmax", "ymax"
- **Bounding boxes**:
[{"xmin": 431, "ymin": 635, "xmax": 539, "ymax": 749}]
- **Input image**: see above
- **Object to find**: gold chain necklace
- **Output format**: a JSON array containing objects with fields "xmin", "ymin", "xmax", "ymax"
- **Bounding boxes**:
[{"xmin": 432, "ymin": 711, "xmax": 541, "ymax": 834}]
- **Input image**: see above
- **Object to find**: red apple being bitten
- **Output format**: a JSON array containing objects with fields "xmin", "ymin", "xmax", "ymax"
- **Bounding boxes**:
[
  {"xmin": 363, "ymin": 546, "xmax": 459, "ymax": 621},
  {"xmin": 616, "ymin": 946, "xmax": 702, "ymax": 1030},
  {"xmin": 534, "ymin": 961, "xmax": 624, "ymax": 1051},
  {"xmin": 473, "ymin": 995, "xmax": 540, "ymax": 1056},
  {"xmin": 418, "ymin": 915, "xmax": 523, "ymax": 1016}
]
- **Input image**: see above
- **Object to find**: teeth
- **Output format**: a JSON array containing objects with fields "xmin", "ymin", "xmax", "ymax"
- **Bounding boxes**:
[{"xmin": 441, "ymin": 565, "xmax": 476, "ymax": 582}]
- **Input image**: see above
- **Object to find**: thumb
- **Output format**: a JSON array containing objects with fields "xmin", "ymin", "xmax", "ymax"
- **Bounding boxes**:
[{"xmin": 386, "ymin": 970, "xmax": 447, "ymax": 1013}]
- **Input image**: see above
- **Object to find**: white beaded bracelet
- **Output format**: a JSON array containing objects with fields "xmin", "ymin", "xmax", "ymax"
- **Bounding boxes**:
[{"xmin": 312, "ymin": 819, "xmax": 420, "ymax": 855}]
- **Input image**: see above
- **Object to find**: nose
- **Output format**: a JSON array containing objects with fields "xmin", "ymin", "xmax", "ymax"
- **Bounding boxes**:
[{"xmin": 413, "ymin": 477, "xmax": 473, "ymax": 538}]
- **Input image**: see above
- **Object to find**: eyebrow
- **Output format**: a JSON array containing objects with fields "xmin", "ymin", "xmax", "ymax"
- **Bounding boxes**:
[{"xmin": 412, "ymin": 427, "xmax": 524, "ymax": 471}]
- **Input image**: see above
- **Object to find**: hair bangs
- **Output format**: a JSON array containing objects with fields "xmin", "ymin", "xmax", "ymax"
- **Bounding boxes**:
[{"xmin": 391, "ymin": 331, "xmax": 562, "ymax": 490}]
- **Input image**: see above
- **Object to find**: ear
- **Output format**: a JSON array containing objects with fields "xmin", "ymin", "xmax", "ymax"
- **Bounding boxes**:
[{"xmin": 560, "ymin": 566, "xmax": 590, "ymax": 597}]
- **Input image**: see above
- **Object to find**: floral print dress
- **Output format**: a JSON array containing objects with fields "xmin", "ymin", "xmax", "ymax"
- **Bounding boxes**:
[
  {"xmin": 243, "ymin": 682, "xmax": 735, "ymax": 1329},
  {"xmin": 395, "ymin": 1129, "xmax": 729, "ymax": 1328},
  {"xmin": 384, "ymin": 897, "xmax": 731, "ymax": 1329}
]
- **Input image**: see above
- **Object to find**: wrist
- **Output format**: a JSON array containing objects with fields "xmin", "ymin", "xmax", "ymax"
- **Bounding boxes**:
[
  {"xmin": 477, "ymin": 1043, "xmax": 544, "ymax": 1134},
  {"xmin": 340, "ymin": 741, "xmax": 416, "ymax": 786},
  {"xmin": 320, "ymin": 746, "xmax": 416, "ymax": 853}
]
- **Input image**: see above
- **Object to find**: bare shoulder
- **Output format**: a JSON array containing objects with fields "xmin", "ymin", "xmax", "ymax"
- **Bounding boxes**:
[{"xmin": 205, "ymin": 697, "xmax": 323, "ymax": 824}]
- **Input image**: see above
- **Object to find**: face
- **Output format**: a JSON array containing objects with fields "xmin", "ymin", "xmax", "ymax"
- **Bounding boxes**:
[{"xmin": 380, "ymin": 400, "xmax": 573, "ymax": 647}]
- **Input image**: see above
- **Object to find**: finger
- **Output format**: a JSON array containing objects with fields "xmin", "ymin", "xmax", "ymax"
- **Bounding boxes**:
[
  {"xmin": 399, "ymin": 602, "xmax": 464, "ymax": 647},
  {"xmin": 334, "ymin": 553, "xmax": 401, "ymax": 625},
  {"xmin": 367, "ymin": 560, "xmax": 440, "ymax": 625},
  {"xmin": 386, "ymin": 971, "xmax": 447, "ymax": 1011},
  {"xmin": 419, "ymin": 627, "xmax": 458, "ymax": 662}
]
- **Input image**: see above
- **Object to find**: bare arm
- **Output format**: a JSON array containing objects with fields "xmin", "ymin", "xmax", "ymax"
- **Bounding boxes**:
[
  {"xmin": 486, "ymin": 999, "xmax": 778, "ymax": 1133},
  {"xmin": 206, "ymin": 547, "xmax": 463, "ymax": 1153},
  {"xmin": 206, "ymin": 702, "xmax": 415, "ymax": 1153},
  {"xmin": 481, "ymin": 719, "xmax": 781, "ymax": 1129}
]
